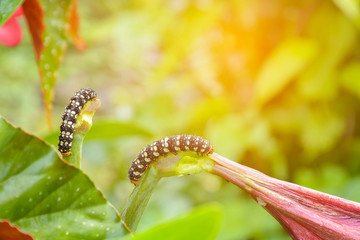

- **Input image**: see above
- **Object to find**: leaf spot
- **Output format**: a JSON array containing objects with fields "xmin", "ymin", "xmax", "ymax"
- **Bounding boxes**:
[
  {"xmin": 51, "ymin": 49, "xmax": 58, "ymax": 55},
  {"xmin": 44, "ymin": 36, "xmax": 51, "ymax": 45},
  {"xmin": 46, "ymin": 72, "xmax": 52, "ymax": 78}
]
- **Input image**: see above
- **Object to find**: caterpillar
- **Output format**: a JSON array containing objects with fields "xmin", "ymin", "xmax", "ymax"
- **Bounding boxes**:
[
  {"xmin": 58, "ymin": 88, "xmax": 97, "ymax": 156},
  {"xmin": 128, "ymin": 135, "xmax": 214, "ymax": 185}
]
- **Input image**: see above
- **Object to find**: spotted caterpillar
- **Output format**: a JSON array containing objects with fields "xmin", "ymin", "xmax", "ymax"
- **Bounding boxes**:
[
  {"xmin": 128, "ymin": 135, "xmax": 214, "ymax": 185},
  {"xmin": 58, "ymin": 88, "xmax": 97, "ymax": 156}
]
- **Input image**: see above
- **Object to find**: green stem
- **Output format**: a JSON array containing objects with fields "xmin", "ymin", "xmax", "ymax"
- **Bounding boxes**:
[
  {"xmin": 121, "ymin": 153, "xmax": 215, "ymax": 232},
  {"xmin": 63, "ymin": 132, "xmax": 86, "ymax": 167},
  {"xmin": 121, "ymin": 167, "xmax": 160, "ymax": 231}
]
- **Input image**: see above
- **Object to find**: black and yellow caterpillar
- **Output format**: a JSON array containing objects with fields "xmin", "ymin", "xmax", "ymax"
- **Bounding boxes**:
[
  {"xmin": 58, "ymin": 88, "xmax": 97, "ymax": 156},
  {"xmin": 128, "ymin": 135, "xmax": 214, "ymax": 185}
]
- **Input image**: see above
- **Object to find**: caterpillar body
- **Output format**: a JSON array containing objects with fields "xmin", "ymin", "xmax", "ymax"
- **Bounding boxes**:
[
  {"xmin": 58, "ymin": 88, "xmax": 97, "ymax": 156},
  {"xmin": 128, "ymin": 135, "xmax": 214, "ymax": 185}
]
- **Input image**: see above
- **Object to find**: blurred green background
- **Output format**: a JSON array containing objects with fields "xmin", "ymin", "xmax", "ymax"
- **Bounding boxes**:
[{"xmin": 0, "ymin": 0, "xmax": 360, "ymax": 239}]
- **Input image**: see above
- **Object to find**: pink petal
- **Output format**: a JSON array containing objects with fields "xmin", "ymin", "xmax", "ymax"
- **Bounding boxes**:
[
  {"xmin": 0, "ymin": 17, "xmax": 22, "ymax": 47},
  {"xmin": 12, "ymin": 7, "xmax": 23, "ymax": 18},
  {"xmin": 0, "ymin": 6, "xmax": 23, "ymax": 47},
  {"xmin": 211, "ymin": 153, "xmax": 360, "ymax": 240}
]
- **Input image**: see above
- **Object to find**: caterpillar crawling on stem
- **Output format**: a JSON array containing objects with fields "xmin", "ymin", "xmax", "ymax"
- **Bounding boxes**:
[
  {"xmin": 58, "ymin": 88, "xmax": 97, "ymax": 156},
  {"xmin": 128, "ymin": 135, "xmax": 214, "ymax": 185}
]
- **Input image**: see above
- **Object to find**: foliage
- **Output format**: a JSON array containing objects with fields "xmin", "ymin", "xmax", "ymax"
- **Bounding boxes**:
[
  {"xmin": 0, "ymin": 0, "xmax": 23, "ymax": 25},
  {"xmin": 121, "ymin": 204, "xmax": 222, "ymax": 240},
  {"xmin": 0, "ymin": 116, "xmax": 128, "ymax": 239},
  {"xmin": 0, "ymin": 0, "xmax": 84, "ymax": 127}
]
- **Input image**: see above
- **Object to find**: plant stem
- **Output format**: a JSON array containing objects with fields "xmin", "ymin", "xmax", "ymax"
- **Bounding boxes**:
[
  {"xmin": 121, "ymin": 152, "xmax": 214, "ymax": 232},
  {"xmin": 121, "ymin": 167, "xmax": 160, "ymax": 231},
  {"xmin": 63, "ymin": 131, "xmax": 86, "ymax": 167}
]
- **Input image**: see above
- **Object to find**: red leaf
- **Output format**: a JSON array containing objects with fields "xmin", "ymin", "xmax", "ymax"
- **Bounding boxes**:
[
  {"xmin": 22, "ymin": 0, "xmax": 86, "ymax": 128},
  {"xmin": 22, "ymin": 0, "xmax": 45, "ymax": 60},
  {"xmin": 0, "ymin": 220, "xmax": 34, "ymax": 240},
  {"xmin": 211, "ymin": 153, "xmax": 360, "ymax": 240},
  {"xmin": 22, "ymin": 0, "xmax": 76, "ymax": 129},
  {"xmin": 68, "ymin": 0, "xmax": 86, "ymax": 50}
]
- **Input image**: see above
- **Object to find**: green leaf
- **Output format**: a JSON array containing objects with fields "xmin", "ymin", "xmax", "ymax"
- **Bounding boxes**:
[
  {"xmin": 37, "ymin": 0, "xmax": 75, "ymax": 127},
  {"xmin": 297, "ymin": 6, "xmax": 357, "ymax": 101},
  {"xmin": 333, "ymin": 0, "xmax": 360, "ymax": 29},
  {"xmin": 43, "ymin": 119, "xmax": 153, "ymax": 146},
  {"xmin": 299, "ymin": 108, "xmax": 344, "ymax": 159},
  {"xmin": 0, "ymin": 116, "xmax": 129, "ymax": 239},
  {"xmin": 0, "ymin": 0, "xmax": 24, "ymax": 26},
  {"xmin": 341, "ymin": 62, "xmax": 360, "ymax": 98},
  {"xmin": 122, "ymin": 204, "xmax": 223, "ymax": 240},
  {"xmin": 255, "ymin": 39, "xmax": 317, "ymax": 105},
  {"xmin": 121, "ymin": 168, "xmax": 160, "ymax": 232}
]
